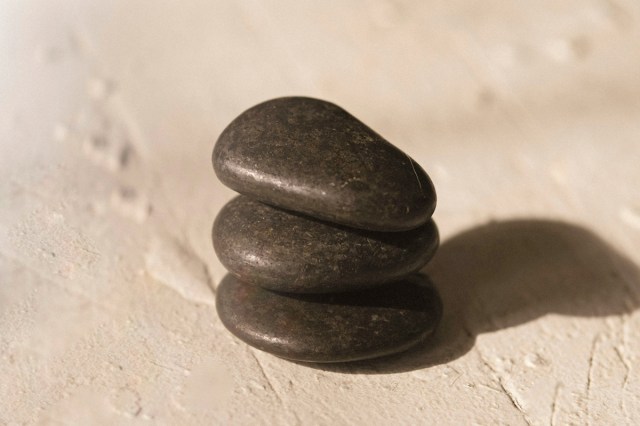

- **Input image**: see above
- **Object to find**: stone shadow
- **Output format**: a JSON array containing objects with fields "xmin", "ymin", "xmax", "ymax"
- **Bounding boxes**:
[{"xmin": 306, "ymin": 219, "xmax": 640, "ymax": 374}]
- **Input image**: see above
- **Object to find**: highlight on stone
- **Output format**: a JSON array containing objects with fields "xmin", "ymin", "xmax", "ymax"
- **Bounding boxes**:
[{"xmin": 212, "ymin": 97, "xmax": 442, "ymax": 363}]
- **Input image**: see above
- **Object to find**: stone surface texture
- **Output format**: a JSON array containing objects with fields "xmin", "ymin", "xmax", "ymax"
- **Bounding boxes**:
[
  {"xmin": 213, "ymin": 196, "xmax": 438, "ymax": 293},
  {"xmin": 216, "ymin": 274, "xmax": 441, "ymax": 362},
  {"xmin": 2, "ymin": 1, "xmax": 640, "ymax": 424},
  {"xmin": 213, "ymin": 97, "xmax": 436, "ymax": 231}
]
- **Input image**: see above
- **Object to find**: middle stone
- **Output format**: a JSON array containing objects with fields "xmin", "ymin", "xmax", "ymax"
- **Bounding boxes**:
[{"xmin": 213, "ymin": 195, "xmax": 439, "ymax": 293}]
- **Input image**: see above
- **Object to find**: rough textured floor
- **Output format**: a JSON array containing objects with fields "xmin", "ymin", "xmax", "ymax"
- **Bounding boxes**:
[{"xmin": 1, "ymin": 1, "xmax": 640, "ymax": 424}]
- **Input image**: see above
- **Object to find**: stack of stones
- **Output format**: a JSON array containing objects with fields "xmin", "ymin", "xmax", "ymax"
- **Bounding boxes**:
[{"xmin": 212, "ymin": 97, "xmax": 442, "ymax": 363}]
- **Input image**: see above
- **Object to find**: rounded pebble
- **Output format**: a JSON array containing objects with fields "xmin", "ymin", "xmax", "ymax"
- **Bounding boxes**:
[
  {"xmin": 215, "ymin": 274, "xmax": 442, "ymax": 363},
  {"xmin": 213, "ymin": 196, "xmax": 439, "ymax": 293},
  {"xmin": 212, "ymin": 97, "xmax": 436, "ymax": 231}
]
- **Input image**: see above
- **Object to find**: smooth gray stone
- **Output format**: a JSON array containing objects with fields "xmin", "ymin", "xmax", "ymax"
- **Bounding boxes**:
[
  {"xmin": 212, "ymin": 97, "xmax": 436, "ymax": 231},
  {"xmin": 215, "ymin": 274, "xmax": 442, "ymax": 363},
  {"xmin": 213, "ymin": 196, "xmax": 439, "ymax": 293}
]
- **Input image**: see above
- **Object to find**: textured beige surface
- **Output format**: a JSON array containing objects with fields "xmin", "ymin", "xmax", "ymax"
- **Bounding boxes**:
[{"xmin": 2, "ymin": 1, "xmax": 640, "ymax": 424}]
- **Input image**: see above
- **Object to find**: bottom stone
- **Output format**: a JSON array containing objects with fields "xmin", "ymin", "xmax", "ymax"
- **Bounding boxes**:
[{"xmin": 216, "ymin": 274, "xmax": 442, "ymax": 363}]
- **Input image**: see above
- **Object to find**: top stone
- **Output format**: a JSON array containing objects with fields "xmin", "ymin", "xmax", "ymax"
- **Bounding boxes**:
[{"xmin": 213, "ymin": 97, "xmax": 436, "ymax": 231}]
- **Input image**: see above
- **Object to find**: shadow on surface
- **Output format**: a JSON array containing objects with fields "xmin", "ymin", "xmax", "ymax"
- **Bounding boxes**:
[{"xmin": 308, "ymin": 219, "xmax": 640, "ymax": 374}]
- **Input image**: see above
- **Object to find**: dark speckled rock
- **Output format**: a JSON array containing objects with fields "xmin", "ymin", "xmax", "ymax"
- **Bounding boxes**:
[
  {"xmin": 213, "ymin": 196, "xmax": 439, "ymax": 293},
  {"xmin": 216, "ymin": 274, "xmax": 442, "ymax": 363},
  {"xmin": 212, "ymin": 97, "xmax": 436, "ymax": 232}
]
